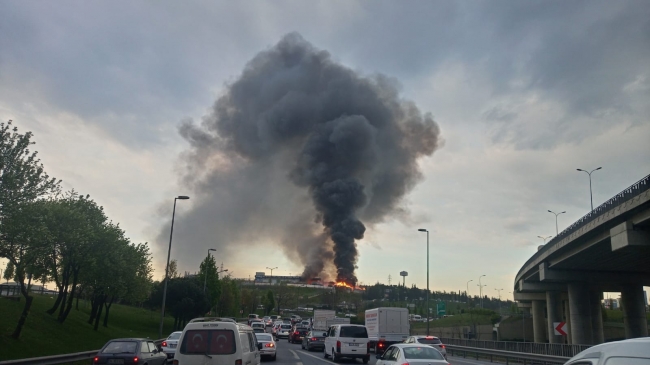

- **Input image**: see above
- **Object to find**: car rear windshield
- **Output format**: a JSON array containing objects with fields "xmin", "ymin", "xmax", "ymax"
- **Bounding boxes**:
[
  {"xmin": 180, "ymin": 329, "xmax": 236, "ymax": 355},
  {"xmin": 281, "ymin": 325, "xmax": 292, "ymax": 329},
  {"xmin": 339, "ymin": 326, "xmax": 368, "ymax": 338},
  {"xmin": 256, "ymin": 334, "xmax": 273, "ymax": 342},
  {"xmin": 416, "ymin": 338, "xmax": 442, "ymax": 344},
  {"xmin": 102, "ymin": 341, "xmax": 137, "ymax": 354},
  {"xmin": 403, "ymin": 347, "xmax": 444, "ymax": 360},
  {"xmin": 168, "ymin": 333, "xmax": 182, "ymax": 340}
]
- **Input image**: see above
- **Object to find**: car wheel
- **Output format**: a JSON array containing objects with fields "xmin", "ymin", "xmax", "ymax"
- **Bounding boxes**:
[
  {"xmin": 324, "ymin": 349, "xmax": 329, "ymax": 359},
  {"xmin": 301, "ymin": 343, "xmax": 304, "ymax": 349},
  {"xmin": 363, "ymin": 356, "xmax": 369, "ymax": 364},
  {"xmin": 272, "ymin": 354, "xmax": 277, "ymax": 361},
  {"xmin": 332, "ymin": 349, "xmax": 340, "ymax": 362}
]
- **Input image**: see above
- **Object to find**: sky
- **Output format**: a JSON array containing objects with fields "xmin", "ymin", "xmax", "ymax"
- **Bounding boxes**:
[{"xmin": 1, "ymin": 1, "xmax": 649, "ymax": 301}]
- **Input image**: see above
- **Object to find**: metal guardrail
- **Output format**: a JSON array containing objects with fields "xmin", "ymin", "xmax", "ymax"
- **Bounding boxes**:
[
  {"xmin": 0, "ymin": 339, "xmax": 165, "ymax": 365},
  {"xmin": 447, "ymin": 344, "xmax": 570, "ymax": 365},
  {"xmin": 440, "ymin": 337, "xmax": 589, "ymax": 357},
  {"xmin": 517, "ymin": 173, "xmax": 650, "ymax": 281}
]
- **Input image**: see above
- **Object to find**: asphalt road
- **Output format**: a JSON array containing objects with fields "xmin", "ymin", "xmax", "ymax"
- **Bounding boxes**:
[{"xmin": 267, "ymin": 334, "xmax": 498, "ymax": 365}]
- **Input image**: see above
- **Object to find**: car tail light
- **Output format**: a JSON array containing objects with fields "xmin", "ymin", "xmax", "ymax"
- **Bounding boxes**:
[
  {"xmin": 265, "ymin": 343, "xmax": 275, "ymax": 347},
  {"xmin": 133, "ymin": 357, "xmax": 139, "ymax": 363},
  {"xmin": 311, "ymin": 337, "xmax": 317, "ymax": 341},
  {"xmin": 401, "ymin": 363, "xmax": 410, "ymax": 365},
  {"xmin": 162, "ymin": 341, "xmax": 167, "ymax": 347},
  {"xmin": 440, "ymin": 344, "xmax": 445, "ymax": 348},
  {"xmin": 172, "ymin": 361, "xmax": 179, "ymax": 365},
  {"xmin": 378, "ymin": 341, "xmax": 385, "ymax": 348},
  {"xmin": 93, "ymin": 357, "xmax": 99, "ymax": 363},
  {"xmin": 336, "ymin": 340, "xmax": 341, "ymax": 353},
  {"xmin": 235, "ymin": 359, "xmax": 242, "ymax": 365}
]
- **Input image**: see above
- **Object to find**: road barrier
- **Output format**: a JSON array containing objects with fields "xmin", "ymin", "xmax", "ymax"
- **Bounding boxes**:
[
  {"xmin": 0, "ymin": 339, "xmax": 165, "ymax": 365},
  {"xmin": 441, "ymin": 337, "xmax": 589, "ymax": 358},
  {"xmin": 447, "ymin": 344, "xmax": 570, "ymax": 364}
]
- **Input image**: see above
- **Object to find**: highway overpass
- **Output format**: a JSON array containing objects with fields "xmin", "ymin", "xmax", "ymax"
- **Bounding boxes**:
[{"xmin": 514, "ymin": 173, "xmax": 650, "ymax": 345}]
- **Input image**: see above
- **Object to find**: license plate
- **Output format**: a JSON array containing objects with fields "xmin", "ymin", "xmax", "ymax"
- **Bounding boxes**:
[
  {"xmin": 108, "ymin": 360, "xmax": 124, "ymax": 364},
  {"xmin": 348, "ymin": 343, "xmax": 360, "ymax": 346},
  {"xmin": 170, "ymin": 344, "xmax": 177, "ymax": 348}
]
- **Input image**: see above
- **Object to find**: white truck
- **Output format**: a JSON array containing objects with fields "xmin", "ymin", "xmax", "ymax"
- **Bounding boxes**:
[
  {"xmin": 325, "ymin": 317, "xmax": 350, "ymax": 328},
  {"xmin": 365, "ymin": 307, "xmax": 410, "ymax": 353},
  {"xmin": 313, "ymin": 309, "xmax": 336, "ymax": 331}
]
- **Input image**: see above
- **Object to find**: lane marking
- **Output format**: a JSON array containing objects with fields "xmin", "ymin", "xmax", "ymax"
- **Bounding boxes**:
[
  {"xmin": 289, "ymin": 349, "xmax": 301, "ymax": 359},
  {"xmin": 294, "ymin": 348, "xmax": 334, "ymax": 364}
]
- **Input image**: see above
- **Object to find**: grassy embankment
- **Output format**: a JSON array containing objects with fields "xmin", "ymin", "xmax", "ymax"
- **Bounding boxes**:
[{"xmin": 0, "ymin": 294, "xmax": 173, "ymax": 361}]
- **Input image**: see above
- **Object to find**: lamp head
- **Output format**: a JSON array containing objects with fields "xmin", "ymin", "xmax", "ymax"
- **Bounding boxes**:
[
  {"xmin": 208, "ymin": 248, "xmax": 216, "ymax": 252},
  {"xmin": 561, "ymin": 211, "xmax": 566, "ymax": 214},
  {"xmin": 596, "ymin": 167, "xmax": 602, "ymax": 170},
  {"xmin": 576, "ymin": 168, "xmax": 583, "ymax": 171},
  {"xmin": 224, "ymin": 269, "xmax": 228, "ymax": 272},
  {"xmin": 177, "ymin": 196, "xmax": 190, "ymax": 200},
  {"xmin": 418, "ymin": 228, "xmax": 427, "ymax": 232},
  {"xmin": 548, "ymin": 210, "xmax": 552, "ymax": 213}
]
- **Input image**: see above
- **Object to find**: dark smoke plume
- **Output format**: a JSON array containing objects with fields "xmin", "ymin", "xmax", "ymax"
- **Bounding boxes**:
[{"xmin": 169, "ymin": 33, "xmax": 441, "ymax": 284}]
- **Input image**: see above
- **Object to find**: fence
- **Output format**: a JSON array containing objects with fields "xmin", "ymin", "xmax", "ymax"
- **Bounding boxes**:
[
  {"xmin": 446, "ymin": 344, "xmax": 570, "ymax": 365},
  {"xmin": 441, "ymin": 337, "xmax": 590, "ymax": 358}
]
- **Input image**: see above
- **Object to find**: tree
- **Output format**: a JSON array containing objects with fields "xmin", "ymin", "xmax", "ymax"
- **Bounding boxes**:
[
  {"xmin": 168, "ymin": 259, "xmax": 179, "ymax": 279},
  {"xmin": 197, "ymin": 254, "xmax": 221, "ymax": 314},
  {"xmin": 3, "ymin": 261, "xmax": 14, "ymax": 283},
  {"xmin": 0, "ymin": 120, "xmax": 61, "ymax": 339},
  {"xmin": 261, "ymin": 290, "xmax": 275, "ymax": 315}
]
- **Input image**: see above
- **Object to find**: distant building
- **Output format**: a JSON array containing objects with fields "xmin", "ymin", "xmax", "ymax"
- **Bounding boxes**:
[{"xmin": 254, "ymin": 272, "xmax": 301, "ymax": 284}]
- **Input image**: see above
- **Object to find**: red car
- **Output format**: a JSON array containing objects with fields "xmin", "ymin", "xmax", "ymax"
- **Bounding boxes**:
[{"xmin": 289, "ymin": 327, "xmax": 310, "ymax": 344}]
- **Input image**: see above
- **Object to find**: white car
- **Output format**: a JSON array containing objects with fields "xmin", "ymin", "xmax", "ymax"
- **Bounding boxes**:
[
  {"xmin": 376, "ymin": 344, "xmax": 448, "ymax": 365},
  {"xmin": 277, "ymin": 324, "xmax": 293, "ymax": 339},
  {"xmin": 172, "ymin": 318, "xmax": 262, "ymax": 365},
  {"xmin": 255, "ymin": 332, "xmax": 277, "ymax": 361},
  {"xmin": 403, "ymin": 335, "xmax": 446, "ymax": 358},
  {"xmin": 564, "ymin": 337, "xmax": 650, "ymax": 364},
  {"xmin": 324, "ymin": 324, "xmax": 370, "ymax": 363},
  {"xmin": 251, "ymin": 322, "xmax": 266, "ymax": 332},
  {"xmin": 161, "ymin": 331, "xmax": 182, "ymax": 361}
]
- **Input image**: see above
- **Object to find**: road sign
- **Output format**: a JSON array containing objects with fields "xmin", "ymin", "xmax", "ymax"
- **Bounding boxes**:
[
  {"xmin": 436, "ymin": 302, "xmax": 446, "ymax": 316},
  {"xmin": 553, "ymin": 321, "xmax": 567, "ymax": 336}
]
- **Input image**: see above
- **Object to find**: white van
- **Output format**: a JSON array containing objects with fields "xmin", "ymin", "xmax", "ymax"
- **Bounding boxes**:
[
  {"xmin": 324, "ymin": 324, "xmax": 370, "ymax": 363},
  {"xmin": 172, "ymin": 317, "xmax": 261, "ymax": 365}
]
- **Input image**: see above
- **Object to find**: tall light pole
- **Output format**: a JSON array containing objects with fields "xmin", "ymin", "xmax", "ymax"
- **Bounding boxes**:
[
  {"xmin": 577, "ymin": 167, "xmax": 602, "ymax": 211},
  {"xmin": 417, "ymin": 228, "xmax": 430, "ymax": 336},
  {"xmin": 266, "ymin": 267, "xmax": 277, "ymax": 284},
  {"xmin": 495, "ymin": 288, "xmax": 503, "ymax": 311},
  {"xmin": 478, "ymin": 275, "xmax": 486, "ymax": 308},
  {"xmin": 204, "ymin": 248, "xmax": 216, "ymax": 293},
  {"xmin": 159, "ymin": 195, "xmax": 189, "ymax": 338},
  {"xmin": 466, "ymin": 280, "xmax": 473, "ymax": 305},
  {"xmin": 548, "ymin": 210, "xmax": 566, "ymax": 236},
  {"xmin": 537, "ymin": 235, "xmax": 552, "ymax": 244}
]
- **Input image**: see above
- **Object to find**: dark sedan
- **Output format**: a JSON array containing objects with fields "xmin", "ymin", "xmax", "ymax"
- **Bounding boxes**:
[
  {"xmin": 301, "ymin": 331, "xmax": 327, "ymax": 351},
  {"xmin": 93, "ymin": 338, "xmax": 167, "ymax": 365}
]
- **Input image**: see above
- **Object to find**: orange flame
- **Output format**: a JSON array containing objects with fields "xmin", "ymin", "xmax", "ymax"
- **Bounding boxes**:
[{"xmin": 335, "ymin": 281, "xmax": 354, "ymax": 289}]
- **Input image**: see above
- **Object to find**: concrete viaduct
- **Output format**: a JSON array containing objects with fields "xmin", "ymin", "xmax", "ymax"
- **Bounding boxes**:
[{"xmin": 513, "ymin": 174, "xmax": 650, "ymax": 345}]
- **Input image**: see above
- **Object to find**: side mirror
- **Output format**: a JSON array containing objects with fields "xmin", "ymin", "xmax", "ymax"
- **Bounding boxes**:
[
  {"xmin": 323, "ymin": 333, "xmax": 328, "ymax": 337},
  {"xmin": 152, "ymin": 349, "xmax": 158, "ymax": 354},
  {"xmin": 376, "ymin": 354, "xmax": 382, "ymax": 359},
  {"xmin": 257, "ymin": 343, "xmax": 263, "ymax": 350}
]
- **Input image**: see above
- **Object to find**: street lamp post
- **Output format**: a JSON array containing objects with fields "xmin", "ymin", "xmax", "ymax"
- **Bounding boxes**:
[
  {"xmin": 159, "ymin": 195, "xmax": 189, "ymax": 338},
  {"xmin": 478, "ymin": 275, "xmax": 486, "ymax": 308},
  {"xmin": 417, "ymin": 228, "xmax": 430, "ymax": 336},
  {"xmin": 538, "ymin": 235, "xmax": 552, "ymax": 244},
  {"xmin": 204, "ymin": 248, "xmax": 217, "ymax": 293},
  {"xmin": 548, "ymin": 210, "xmax": 566, "ymax": 236},
  {"xmin": 495, "ymin": 288, "xmax": 503, "ymax": 311},
  {"xmin": 266, "ymin": 267, "xmax": 278, "ymax": 284},
  {"xmin": 577, "ymin": 167, "xmax": 602, "ymax": 211},
  {"xmin": 466, "ymin": 280, "xmax": 473, "ymax": 305}
]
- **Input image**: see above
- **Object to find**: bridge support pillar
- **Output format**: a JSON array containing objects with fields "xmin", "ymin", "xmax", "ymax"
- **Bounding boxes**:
[
  {"xmin": 531, "ymin": 300, "xmax": 546, "ymax": 343},
  {"xmin": 589, "ymin": 290, "xmax": 604, "ymax": 344},
  {"xmin": 568, "ymin": 282, "xmax": 593, "ymax": 344},
  {"xmin": 621, "ymin": 284, "xmax": 649, "ymax": 338},
  {"xmin": 563, "ymin": 299, "xmax": 572, "ymax": 344},
  {"xmin": 546, "ymin": 291, "xmax": 563, "ymax": 343}
]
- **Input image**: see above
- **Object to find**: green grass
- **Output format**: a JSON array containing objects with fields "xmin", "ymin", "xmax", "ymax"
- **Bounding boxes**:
[{"xmin": 0, "ymin": 294, "xmax": 174, "ymax": 361}]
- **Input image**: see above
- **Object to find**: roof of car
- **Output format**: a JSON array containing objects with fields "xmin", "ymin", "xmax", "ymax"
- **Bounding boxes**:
[
  {"xmin": 107, "ymin": 338, "xmax": 150, "ymax": 342},
  {"xmin": 568, "ymin": 337, "xmax": 650, "ymax": 361},
  {"xmin": 412, "ymin": 335, "xmax": 440, "ymax": 339}
]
